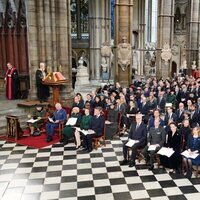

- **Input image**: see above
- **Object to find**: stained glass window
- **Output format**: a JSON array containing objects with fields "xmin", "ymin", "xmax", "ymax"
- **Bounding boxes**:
[
  {"xmin": 71, "ymin": 0, "xmax": 77, "ymax": 39},
  {"xmin": 70, "ymin": 0, "xmax": 89, "ymax": 40},
  {"xmin": 111, "ymin": 0, "xmax": 115, "ymax": 39},
  {"xmin": 80, "ymin": 0, "xmax": 88, "ymax": 39}
]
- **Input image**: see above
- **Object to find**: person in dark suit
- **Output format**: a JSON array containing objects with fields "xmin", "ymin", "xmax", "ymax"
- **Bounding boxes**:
[
  {"xmin": 116, "ymin": 98, "xmax": 127, "ymax": 133},
  {"xmin": 179, "ymin": 84, "xmax": 189, "ymax": 106},
  {"xmin": 157, "ymin": 91, "xmax": 166, "ymax": 113},
  {"xmin": 164, "ymin": 106, "xmax": 177, "ymax": 126},
  {"xmin": 82, "ymin": 107, "xmax": 105, "ymax": 152},
  {"xmin": 139, "ymin": 96, "xmax": 149, "ymax": 116},
  {"xmin": 175, "ymin": 102, "xmax": 185, "ymax": 127},
  {"xmin": 189, "ymin": 104, "xmax": 199, "ymax": 127},
  {"xmin": 142, "ymin": 119, "xmax": 166, "ymax": 170},
  {"xmin": 46, "ymin": 103, "xmax": 67, "ymax": 142},
  {"xmin": 120, "ymin": 113, "xmax": 147, "ymax": 167},
  {"xmin": 148, "ymin": 109, "xmax": 165, "ymax": 130}
]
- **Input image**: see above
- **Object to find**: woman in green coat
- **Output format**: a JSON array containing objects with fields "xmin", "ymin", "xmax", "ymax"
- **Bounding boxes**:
[
  {"xmin": 61, "ymin": 107, "xmax": 82, "ymax": 145},
  {"xmin": 74, "ymin": 108, "xmax": 92, "ymax": 149}
]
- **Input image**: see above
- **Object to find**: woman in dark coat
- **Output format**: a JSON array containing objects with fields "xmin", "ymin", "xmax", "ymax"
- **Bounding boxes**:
[
  {"xmin": 105, "ymin": 102, "xmax": 118, "ymax": 139},
  {"xmin": 160, "ymin": 122, "xmax": 182, "ymax": 173},
  {"xmin": 123, "ymin": 100, "xmax": 138, "ymax": 129},
  {"xmin": 179, "ymin": 119, "xmax": 192, "ymax": 150},
  {"xmin": 182, "ymin": 126, "xmax": 200, "ymax": 178}
]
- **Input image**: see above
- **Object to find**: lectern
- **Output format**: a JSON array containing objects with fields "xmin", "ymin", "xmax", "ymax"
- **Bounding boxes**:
[{"xmin": 43, "ymin": 72, "xmax": 68, "ymax": 104}]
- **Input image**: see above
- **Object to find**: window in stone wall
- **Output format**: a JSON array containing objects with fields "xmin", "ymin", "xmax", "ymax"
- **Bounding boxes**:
[
  {"xmin": 71, "ymin": 0, "xmax": 77, "ymax": 39},
  {"xmin": 145, "ymin": 0, "xmax": 158, "ymax": 43},
  {"xmin": 111, "ymin": 0, "xmax": 115, "ymax": 39},
  {"xmin": 70, "ymin": 0, "xmax": 89, "ymax": 40}
]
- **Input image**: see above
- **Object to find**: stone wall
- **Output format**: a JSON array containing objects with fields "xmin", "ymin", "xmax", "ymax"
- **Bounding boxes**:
[{"xmin": 26, "ymin": 0, "xmax": 73, "ymax": 100}]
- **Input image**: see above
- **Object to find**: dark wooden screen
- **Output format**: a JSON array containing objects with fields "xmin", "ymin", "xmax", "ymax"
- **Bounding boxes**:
[{"xmin": 0, "ymin": 0, "xmax": 29, "ymax": 76}]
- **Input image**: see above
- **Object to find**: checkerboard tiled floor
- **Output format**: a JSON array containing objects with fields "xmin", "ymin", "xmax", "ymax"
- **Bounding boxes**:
[{"xmin": 0, "ymin": 135, "xmax": 200, "ymax": 200}]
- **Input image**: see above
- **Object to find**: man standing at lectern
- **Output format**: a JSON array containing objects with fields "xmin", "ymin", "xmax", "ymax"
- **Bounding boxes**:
[{"xmin": 36, "ymin": 62, "xmax": 50, "ymax": 102}]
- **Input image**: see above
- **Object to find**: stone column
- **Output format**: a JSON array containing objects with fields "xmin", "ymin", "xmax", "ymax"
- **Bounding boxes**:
[
  {"xmin": 186, "ymin": 0, "xmax": 200, "ymax": 72},
  {"xmin": 26, "ymin": 0, "xmax": 73, "ymax": 101},
  {"xmin": 138, "ymin": 0, "xmax": 145, "ymax": 75},
  {"xmin": 26, "ymin": 0, "xmax": 39, "ymax": 98},
  {"xmin": 89, "ymin": 0, "xmax": 111, "ymax": 83},
  {"xmin": 115, "ymin": 0, "xmax": 133, "ymax": 86},
  {"xmin": 156, "ymin": 0, "xmax": 174, "ymax": 79}
]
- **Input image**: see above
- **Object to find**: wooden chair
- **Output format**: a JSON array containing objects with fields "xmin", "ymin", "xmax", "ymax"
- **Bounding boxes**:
[
  {"xmin": 195, "ymin": 165, "xmax": 200, "ymax": 177},
  {"xmin": 129, "ymin": 147, "xmax": 161, "ymax": 167},
  {"xmin": 127, "ymin": 147, "xmax": 144, "ymax": 162},
  {"xmin": 54, "ymin": 121, "xmax": 66, "ymax": 138},
  {"xmin": 116, "ymin": 112, "xmax": 123, "ymax": 136},
  {"xmin": 92, "ymin": 126, "xmax": 106, "ymax": 150}
]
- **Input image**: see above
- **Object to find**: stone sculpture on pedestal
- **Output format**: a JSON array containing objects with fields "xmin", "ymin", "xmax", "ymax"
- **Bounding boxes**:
[
  {"xmin": 75, "ymin": 57, "xmax": 90, "ymax": 88},
  {"xmin": 117, "ymin": 36, "xmax": 132, "ymax": 71}
]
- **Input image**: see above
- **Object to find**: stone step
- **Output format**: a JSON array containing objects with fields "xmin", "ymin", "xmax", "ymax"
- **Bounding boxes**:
[{"xmin": 0, "ymin": 100, "xmax": 29, "ymax": 135}]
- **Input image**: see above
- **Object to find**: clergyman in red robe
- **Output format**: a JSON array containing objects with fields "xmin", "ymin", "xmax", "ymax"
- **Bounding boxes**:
[{"xmin": 4, "ymin": 62, "xmax": 19, "ymax": 100}]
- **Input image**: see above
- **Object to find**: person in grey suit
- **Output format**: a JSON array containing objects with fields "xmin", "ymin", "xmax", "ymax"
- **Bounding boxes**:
[
  {"xmin": 120, "ymin": 113, "xmax": 147, "ymax": 167},
  {"xmin": 142, "ymin": 119, "xmax": 166, "ymax": 170}
]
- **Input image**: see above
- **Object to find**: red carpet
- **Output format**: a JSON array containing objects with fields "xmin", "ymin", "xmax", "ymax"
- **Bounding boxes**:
[{"xmin": 0, "ymin": 131, "xmax": 60, "ymax": 149}]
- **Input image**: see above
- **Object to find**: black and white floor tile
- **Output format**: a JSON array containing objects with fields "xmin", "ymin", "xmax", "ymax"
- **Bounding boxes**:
[{"xmin": 0, "ymin": 135, "xmax": 200, "ymax": 200}]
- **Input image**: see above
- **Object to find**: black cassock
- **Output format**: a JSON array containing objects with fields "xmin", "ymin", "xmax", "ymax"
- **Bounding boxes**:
[{"xmin": 35, "ymin": 69, "xmax": 50, "ymax": 102}]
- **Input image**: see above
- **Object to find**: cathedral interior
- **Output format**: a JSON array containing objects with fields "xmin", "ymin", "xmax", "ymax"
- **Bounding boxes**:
[{"xmin": 0, "ymin": 0, "xmax": 200, "ymax": 200}]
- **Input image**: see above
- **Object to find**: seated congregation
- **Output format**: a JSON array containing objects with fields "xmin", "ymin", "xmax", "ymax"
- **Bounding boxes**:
[{"xmin": 28, "ymin": 76, "xmax": 200, "ymax": 178}]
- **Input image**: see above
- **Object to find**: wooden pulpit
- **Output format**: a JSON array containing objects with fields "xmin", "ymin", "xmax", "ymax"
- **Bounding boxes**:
[{"xmin": 43, "ymin": 72, "xmax": 68, "ymax": 104}]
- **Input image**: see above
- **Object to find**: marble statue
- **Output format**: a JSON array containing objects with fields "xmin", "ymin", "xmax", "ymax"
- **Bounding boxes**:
[
  {"xmin": 101, "ymin": 42, "xmax": 113, "ymax": 76},
  {"xmin": 179, "ymin": 60, "xmax": 187, "ymax": 76},
  {"xmin": 144, "ymin": 51, "xmax": 151, "ymax": 66},
  {"xmin": 75, "ymin": 56, "xmax": 90, "ymax": 87},
  {"xmin": 78, "ymin": 56, "xmax": 84, "ymax": 67},
  {"xmin": 117, "ymin": 36, "xmax": 132, "ymax": 71},
  {"xmin": 101, "ymin": 58, "xmax": 108, "ymax": 73},
  {"xmin": 101, "ymin": 42, "xmax": 112, "ymax": 64},
  {"xmin": 192, "ymin": 61, "xmax": 196, "ymax": 70}
]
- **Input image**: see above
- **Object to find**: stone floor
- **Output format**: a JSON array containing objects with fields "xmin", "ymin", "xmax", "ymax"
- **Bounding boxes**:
[{"xmin": 0, "ymin": 134, "xmax": 200, "ymax": 200}]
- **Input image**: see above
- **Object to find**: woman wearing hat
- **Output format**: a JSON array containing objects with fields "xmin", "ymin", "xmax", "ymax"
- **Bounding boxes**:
[
  {"xmin": 28, "ymin": 105, "xmax": 47, "ymax": 135},
  {"xmin": 105, "ymin": 102, "xmax": 118, "ymax": 140}
]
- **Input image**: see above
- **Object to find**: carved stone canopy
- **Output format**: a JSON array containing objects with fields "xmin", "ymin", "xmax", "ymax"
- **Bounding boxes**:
[{"xmin": 161, "ymin": 42, "xmax": 172, "ymax": 63}]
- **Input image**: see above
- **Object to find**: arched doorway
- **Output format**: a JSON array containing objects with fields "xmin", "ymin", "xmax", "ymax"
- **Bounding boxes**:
[{"xmin": 171, "ymin": 61, "xmax": 177, "ymax": 77}]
